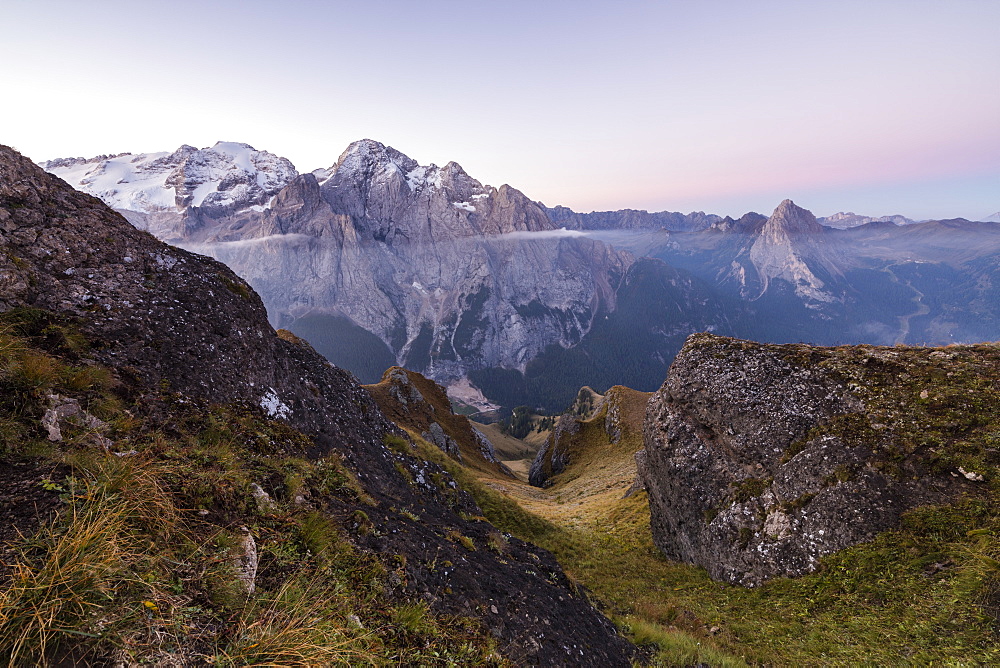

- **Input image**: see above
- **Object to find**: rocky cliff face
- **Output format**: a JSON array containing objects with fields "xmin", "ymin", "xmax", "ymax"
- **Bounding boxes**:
[
  {"xmin": 2, "ymin": 144, "xmax": 635, "ymax": 665},
  {"xmin": 747, "ymin": 199, "xmax": 843, "ymax": 303},
  {"xmin": 546, "ymin": 205, "xmax": 721, "ymax": 232},
  {"xmin": 641, "ymin": 333, "xmax": 988, "ymax": 586},
  {"xmin": 44, "ymin": 140, "xmax": 637, "ymax": 390}
]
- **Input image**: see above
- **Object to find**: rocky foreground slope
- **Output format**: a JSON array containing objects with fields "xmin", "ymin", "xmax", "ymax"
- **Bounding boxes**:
[
  {"xmin": 641, "ymin": 333, "xmax": 994, "ymax": 586},
  {"xmin": 1, "ymin": 144, "xmax": 634, "ymax": 664}
]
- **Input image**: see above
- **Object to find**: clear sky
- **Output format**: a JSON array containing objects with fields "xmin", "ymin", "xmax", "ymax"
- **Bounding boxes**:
[{"xmin": 2, "ymin": 0, "xmax": 997, "ymax": 220}]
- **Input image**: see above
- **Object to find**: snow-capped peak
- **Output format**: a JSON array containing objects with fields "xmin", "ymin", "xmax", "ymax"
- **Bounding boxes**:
[{"xmin": 41, "ymin": 142, "xmax": 298, "ymax": 214}]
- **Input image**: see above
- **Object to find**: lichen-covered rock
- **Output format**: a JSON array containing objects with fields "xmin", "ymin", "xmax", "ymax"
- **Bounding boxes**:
[
  {"xmin": 472, "ymin": 427, "xmax": 500, "ymax": 463},
  {"xmin": 233, "ymin": 527, "xmax": 258, "ymax": 595},
  {"xmin": 41, "ymin": 394, "xmax": 107, "ymax": 442},
  {"xmin": 387, "ymin": 367, "xmax": 425, "ymax": 407},
  {"xmin": 642, "ymin": 333, "xmax": 981, "ymax": 587},
  {"xmin": 602, "ymin": 386, "xmax": 628, "ymax": 444}
]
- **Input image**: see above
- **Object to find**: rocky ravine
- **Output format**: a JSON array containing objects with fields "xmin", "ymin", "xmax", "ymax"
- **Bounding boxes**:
[
  {"xmin": 2, "ymin": 144, "xmax": 635, "ymax": 665},
  {"xmin": 641, "ymin": 333, "xmax": 988, "ymax": 587}
]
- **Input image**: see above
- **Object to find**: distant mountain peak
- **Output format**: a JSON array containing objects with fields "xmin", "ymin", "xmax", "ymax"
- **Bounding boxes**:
[
  {"xmin": 762, "ymin": 199, "xmax": 824, "ymax": 238},
  {"xmin": 40, "ymin": 142, "xmax": 298, "ymax": 215},
  {"xmin": 748, "ymin": 200, "xmax": 838, "ymax": 303},
  {"xmin": 819, "ymin": 211, "xmax": 914, "ymax": 229}
]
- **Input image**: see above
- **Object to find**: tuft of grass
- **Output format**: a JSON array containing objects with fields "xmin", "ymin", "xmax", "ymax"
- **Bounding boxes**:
[
  {"xmin": 392, "ymin": 601, "xmax": 436, "ymax": 635},
  {"xmin": 214, "ymin": 579, "xmax": 362, "ymax": 667},
  {"xmin": 0, "ymin": 485, "xmax": 144, "ymax": 664},
  {"xmin": 446, "ymin": 528, "xmax": 476, "ymax": 551},
  {"xmin": 11, "ymin": 351, "xmax": 61, "ymax": 390},
  {"xmin": 623, "ymin": 615, "xmax": 746, "ymax": 668},
  {"xmin": 216, "ymin": 273, "xmax": 252, "ymax": 302},
  {"xmin": 61, "ymin": 365, "xmax": 113, "ymax": 393},
  {"xmin": 383, "ymin": 432, "xmax": 411, "ymax": 454},
  {"xmin": 298, "ymin": 511, "xmax": 342, "ymax": 563}
]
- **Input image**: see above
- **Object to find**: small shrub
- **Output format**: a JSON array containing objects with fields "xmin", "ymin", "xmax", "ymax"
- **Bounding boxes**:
[
  {"xmin": 486, "ymin": 531, "xmax": 508, "ymax": 554},
  {"xmin": 392, "ymin": 602, "xmax": 435, "ymax": 635},
  {"xmin": 446, "ymin": 529, "xmax": 475, "ymax": 551}
]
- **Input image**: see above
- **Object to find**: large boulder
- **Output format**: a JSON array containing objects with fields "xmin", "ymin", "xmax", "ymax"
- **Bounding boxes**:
[{"xmin": 641, "ymin": 333, "xmax": 985, "ymax": 586}]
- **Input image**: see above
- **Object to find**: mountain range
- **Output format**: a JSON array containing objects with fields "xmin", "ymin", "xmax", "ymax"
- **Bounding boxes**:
[
  {"xmin": 42, "ymin": 141, "xmax": 1000, "ymax": 411},
  {"xmin": 6, "ymin": 140, "xmax": 1000, "ymax": 664}
]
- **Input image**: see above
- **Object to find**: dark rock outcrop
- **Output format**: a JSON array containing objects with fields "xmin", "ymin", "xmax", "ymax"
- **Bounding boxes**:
[
  {"xmin": 1, "ymin": 145, "xmax": 634, "ymax": 665},
  {"xmin": 642, "ymin": 333, "xmax": 980, "ymax": 587},
  {"xmin": 529, "ymin": 414, "xmax": 580, "ymax": 487}
]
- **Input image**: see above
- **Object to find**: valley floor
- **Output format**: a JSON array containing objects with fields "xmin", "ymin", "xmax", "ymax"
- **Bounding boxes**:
[{"xmin": 471, "ymin": 425, "xmax": 1000, "ymax": 666}]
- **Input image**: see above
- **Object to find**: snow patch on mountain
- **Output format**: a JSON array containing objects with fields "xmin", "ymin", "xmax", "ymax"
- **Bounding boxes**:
[
  {"xmin": 41, "ymin": 142, "xmax": 298, "ymax": 214},
  {"xmin": 819, "ymin": 212, "xmax": 915, "ymax": 228},
  {"xmin": 406, "ymin": 164, "xmax": 445, "ymax": 191}
]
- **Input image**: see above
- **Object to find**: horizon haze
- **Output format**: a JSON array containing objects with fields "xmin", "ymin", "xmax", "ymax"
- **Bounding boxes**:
[{"xmin": 2, "ymin": 0, "xmax": 997, "ymax": 220}]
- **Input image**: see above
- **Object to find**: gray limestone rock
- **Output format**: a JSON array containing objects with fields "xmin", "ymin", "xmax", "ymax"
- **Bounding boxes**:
[
  {"xmin": 233, "ymin": 527, "xmax": 258, "ymax": 595},
  {"xmin": 472, "ymin": 427, "xmax": 499, "ymax": 463},
  {"xmin": 41, "ymin": 394, "xmax": 108, "ymax": 443},
  {"xmin": 422, "ymin": 421, "xmax": 462, "ymax": 461},
  {"xmin": 641, "ymin": 333, "xmax": 971, "ymax": 587},
  {"xmin": 388, "ymin": 367, "xmax": 425, "ymax": 407}
]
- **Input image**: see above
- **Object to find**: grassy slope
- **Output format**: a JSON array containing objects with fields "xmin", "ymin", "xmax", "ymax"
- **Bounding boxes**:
[
  {"xmin": 8, "ymin": 305, "xmax": 998, "ymax": 664},
  {"xmin": 0, "ymin": 311, "xmax": 505, "ymax": 666},
  {"xmin": 433, "ymin": 368, "xmax": 1000, "ymax": 666}
]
